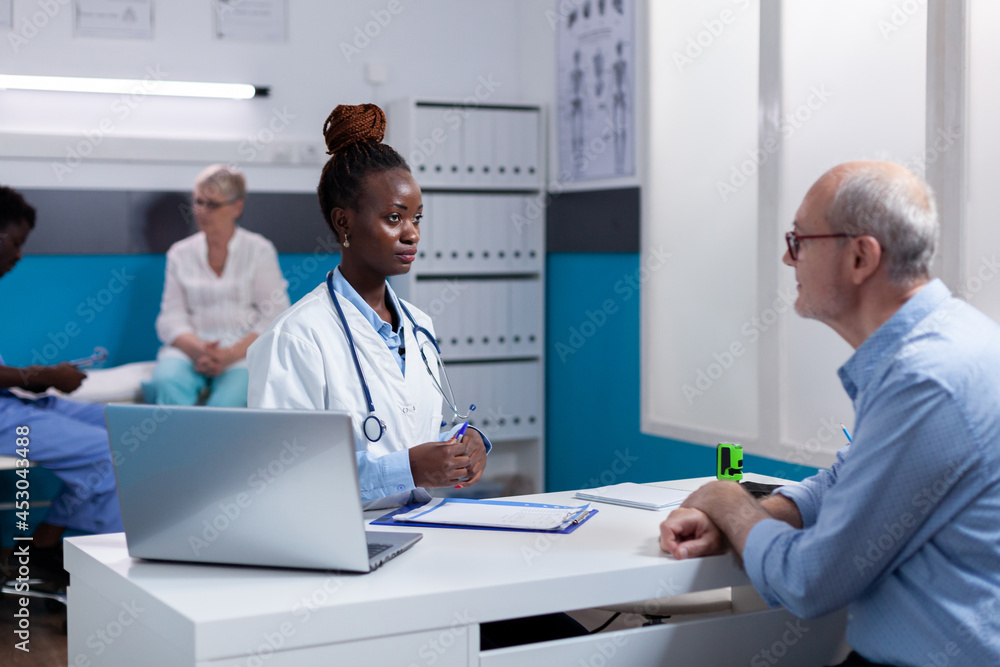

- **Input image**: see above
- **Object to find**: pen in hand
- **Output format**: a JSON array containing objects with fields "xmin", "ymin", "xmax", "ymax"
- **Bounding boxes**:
[
  {"xmin": 841, "ymin": 424, "xmax": 853, "ymax": 443},
  {"xmin": 453, "ymin": 422, "xmax": 469, "ymax": 489}
]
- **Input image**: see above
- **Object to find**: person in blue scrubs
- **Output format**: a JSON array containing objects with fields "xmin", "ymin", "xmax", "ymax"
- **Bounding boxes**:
[
  {"xmin": 0, "ymin": 186, "xmax": 123, "ymax": 579},
  {"xmin": 660, "ymin": 162, "xmax": 1000, "ymax": 666}
]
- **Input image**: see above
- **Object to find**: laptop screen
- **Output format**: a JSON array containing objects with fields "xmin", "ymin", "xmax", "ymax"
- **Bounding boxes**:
[{"xmin": 105, "ymin": 405, "xmax": 375, "ymax": 571}]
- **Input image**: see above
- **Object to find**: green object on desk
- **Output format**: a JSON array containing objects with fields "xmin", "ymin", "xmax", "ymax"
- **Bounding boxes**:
[{"xmin": 717, "ymin": 443, "xmax": 743, "ymax": 481}]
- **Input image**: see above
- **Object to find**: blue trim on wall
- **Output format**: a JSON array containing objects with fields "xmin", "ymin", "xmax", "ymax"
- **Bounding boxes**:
[
  {"xmin": 0, "ymin": 254, "xmax": 336, "ymax": 366},
  {"xmin": 545, "ymin": 253, "xmax": 819, "ymax": 490}
]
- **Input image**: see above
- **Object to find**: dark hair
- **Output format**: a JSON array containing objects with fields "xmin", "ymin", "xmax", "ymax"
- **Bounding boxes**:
[
  {"xmin": 0, "ymin": 186, "xmax": 36, "ymax": 231},
  {"xmin": 317, "ymin": 104, "xmax": 409, "ymax": 238}
]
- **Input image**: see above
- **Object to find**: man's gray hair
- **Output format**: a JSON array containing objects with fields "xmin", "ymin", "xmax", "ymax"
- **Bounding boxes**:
[{"xmin": 826, "ymin": 165, "xmax": 939, "ymax": 286}]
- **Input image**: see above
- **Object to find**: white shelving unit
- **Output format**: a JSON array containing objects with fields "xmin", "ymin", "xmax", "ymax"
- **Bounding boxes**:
[{"xmin": 386, "ymin": 99, "xmax": 546, "ymax": 495}]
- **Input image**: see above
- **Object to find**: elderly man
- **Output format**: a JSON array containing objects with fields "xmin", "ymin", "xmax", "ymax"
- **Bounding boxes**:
[{"xmin": 660, "ymin": 162, "xmax": 1000, "ymax": 666}]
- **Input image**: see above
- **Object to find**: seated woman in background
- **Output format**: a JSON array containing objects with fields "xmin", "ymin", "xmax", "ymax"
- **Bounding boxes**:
[{"xmin": 144, "ymin": 164, "xmax": 290, "ymax": 407}]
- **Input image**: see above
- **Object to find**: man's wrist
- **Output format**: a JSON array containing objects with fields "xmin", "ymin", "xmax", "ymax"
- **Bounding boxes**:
[
  {"xmin": 704, "ymin": 483, "xmax": 770, "ymax": 554},
  {"xmin": 760, "ymin": 492, "xmax": 804, "ymax": 529}
]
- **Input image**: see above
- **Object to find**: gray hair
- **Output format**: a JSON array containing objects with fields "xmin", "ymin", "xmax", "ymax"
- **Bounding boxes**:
[
  {"xmin": 826, "ymin": 165, "xmax": 938, "ymax": 285},
  {"xmin": 194, "ymin": 164, "xmax": 246, "ymax": 202}
]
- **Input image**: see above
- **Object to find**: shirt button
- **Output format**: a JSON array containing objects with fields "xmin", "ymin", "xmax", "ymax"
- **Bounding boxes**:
[{"xmin": 397, "ymin": 484, "xmax": 405, "ymax": 491}]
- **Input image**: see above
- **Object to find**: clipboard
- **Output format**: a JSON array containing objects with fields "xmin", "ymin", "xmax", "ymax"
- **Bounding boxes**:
[{"xmin": 371, "ymin": 498, "xmax": 598, "ymax": 534}]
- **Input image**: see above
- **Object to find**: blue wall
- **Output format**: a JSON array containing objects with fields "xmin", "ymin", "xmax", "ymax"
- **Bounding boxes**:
[
  {"xmin": 0, "ymin": 251, "xmax": 819, "ymax": 488},
  {"xmin": 545, "ymin": 253, "xmax": 819, "ymax": 490},
  {"xmin": 0, "ymin": 253, "xmax": 333, "ymax": 367}
]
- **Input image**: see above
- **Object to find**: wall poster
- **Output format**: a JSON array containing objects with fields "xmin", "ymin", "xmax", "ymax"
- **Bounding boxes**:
[{"xmin": 557, "ymin": 0, "xmax": 635, "ymax": 181}]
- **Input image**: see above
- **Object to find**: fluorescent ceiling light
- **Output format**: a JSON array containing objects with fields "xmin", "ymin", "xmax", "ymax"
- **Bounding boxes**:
[{"xmin": 0, "ymin": 74, "xmax": 268, "ymax": 99}]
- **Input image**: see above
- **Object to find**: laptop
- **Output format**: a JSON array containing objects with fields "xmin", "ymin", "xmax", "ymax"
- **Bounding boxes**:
[{"xmin": 104, "ymin": 405, "xmax": 422, "ymax": 572}]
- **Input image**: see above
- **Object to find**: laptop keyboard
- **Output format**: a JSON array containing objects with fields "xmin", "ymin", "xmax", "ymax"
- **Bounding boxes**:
[{"xmin": 368, "ymin": 542, "xmax": 393, "ymax": 558}]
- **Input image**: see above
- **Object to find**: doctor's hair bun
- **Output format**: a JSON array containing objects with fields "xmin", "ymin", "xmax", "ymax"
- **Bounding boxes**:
[
  {"xmin": 316, "ymin": 103, "xmax": 409, "ymax": 237},
  {"xmin": 323, "ymin": 104, "xmax": 386, "ymax": 155}
]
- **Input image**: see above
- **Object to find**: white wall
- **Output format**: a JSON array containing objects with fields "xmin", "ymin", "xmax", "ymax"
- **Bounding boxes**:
[
  {"xmin": 0, "ymin": 0, "xmax": 545, "ymax": 191},
  {"xmin": 643, "ymin": 0, "xmax": 929, "ymax": 467},
  {"xmin": 778, "ymin": 1, "xmax": 926, "ymax": 465},
  {"xmin": 966, "ymin": 0, "xmax": 1000, "ymax": 321},
  {"xmin": 643, "ymin": 0, "xmax": 761, "ymax": 444}
]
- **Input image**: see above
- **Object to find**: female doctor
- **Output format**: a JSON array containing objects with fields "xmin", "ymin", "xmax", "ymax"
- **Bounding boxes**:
[{"xmin": 247, "ymin": 104, "xmax": 488, "ymax": 509}]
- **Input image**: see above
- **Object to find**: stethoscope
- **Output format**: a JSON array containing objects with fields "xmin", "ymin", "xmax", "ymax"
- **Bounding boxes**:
[{"xmin": 326, "ymin": 271, "xmax": 473, "ymax": 442}]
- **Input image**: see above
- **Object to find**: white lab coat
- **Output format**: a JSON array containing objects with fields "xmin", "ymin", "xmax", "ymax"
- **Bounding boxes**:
[{"xmin": 247, "ymin": 282, "xmax": 443, "ymax": 509}]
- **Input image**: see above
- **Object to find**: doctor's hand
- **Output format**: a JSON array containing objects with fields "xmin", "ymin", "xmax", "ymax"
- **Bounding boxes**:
[
  {"xmin": 409, "ymin": 441, "xmax": 474, "ymax": 488},
  {"xmin": 659, "ymin": 507, "xmax": 728, "ymax": 560},
  {"xmin": 457, "ymin": 429, "xmax": 487, "ymax": 486}
]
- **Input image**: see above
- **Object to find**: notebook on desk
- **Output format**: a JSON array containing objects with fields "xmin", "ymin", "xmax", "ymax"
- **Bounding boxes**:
[{"xmin": 104, "ymin": 405, "xmax": 421, "ymax": 573}]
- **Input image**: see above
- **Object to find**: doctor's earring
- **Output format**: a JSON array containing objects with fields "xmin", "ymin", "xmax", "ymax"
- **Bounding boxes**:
[{"xmin": 342, "ymin": 236, "xmax": 350, "ymax": 249}]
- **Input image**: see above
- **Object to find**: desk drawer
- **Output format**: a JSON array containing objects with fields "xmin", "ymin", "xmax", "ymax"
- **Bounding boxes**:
[
  {"xmin": 481, "ymin": 607, "xmax": 847, "ymax": 667},
  {"xmin": 201, "ymin": 624, "xmax": 478, "ymax": 667}
]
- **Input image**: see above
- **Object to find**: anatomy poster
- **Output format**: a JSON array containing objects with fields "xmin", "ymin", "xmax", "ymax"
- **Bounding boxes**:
[{"xmin": 557, "ymin": 0, "xmax": 635, "ymax": 181}]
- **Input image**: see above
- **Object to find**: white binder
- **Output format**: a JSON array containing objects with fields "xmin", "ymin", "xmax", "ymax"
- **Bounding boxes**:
[
  {"xmin": 462, "ymin": 109, "xmax": 482, "ymax": 187},
  {"xmin": 429, "ymin": 106, "xmax": 452, "ymax": 187},
  {"xmin": 462, "ymin": 194, "xmax": 480, "ymax": 271},
  {"xmin": 418, "ymin": 193, "xmax": 436, "ymax": 270},
  {"xmin": 522, "ymin": 194, "xmax": 544, "ymax": 271},
  {"xmin": 439, "ymin": 194, "xmax": 455, "ymax": 270},
  {"xmin": 493, "ymin": 110, "xmax": 512, "ymax": 187},
  {"xmin": 515, "ymin": 360, "xmax": 542, "ymax": 438},
  {"xmin": 521, "ymin": 110, "xmax": 541, "ymax": 188},
  {"xmin": 444, "ymin": 106, "xmax": 464, "ymax": 186},
  {"xmin": 497, "ymin": 280, "xmax": 512, "ymax": 357},
  {"xmin": 481, "ymin": 280, "xmax": 497, "ymax": 358},
  {"xmin": 504, "ymin": 195, "xmax": 526, "ymax": 271},
  {"xmin": 482, "ymin": 194, "xmax": 501, "ymax": 271},
  {"xmin": 510, "ymin": 279, "xmax": 541, "ymax": 357},
  {"xmin": 413, "ymin": 106, "xmax": 442, "ymax": 186}
]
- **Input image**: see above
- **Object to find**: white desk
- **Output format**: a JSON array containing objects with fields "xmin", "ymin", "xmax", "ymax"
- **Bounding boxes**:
[{"xmin": 65, "ymin": 477, "xmax": 847, "ymax": 666}]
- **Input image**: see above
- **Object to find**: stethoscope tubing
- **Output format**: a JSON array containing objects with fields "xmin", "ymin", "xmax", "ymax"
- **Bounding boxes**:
[{"xmin": 326, "ymin": 271, "xmax": 444, "ymax": 443}]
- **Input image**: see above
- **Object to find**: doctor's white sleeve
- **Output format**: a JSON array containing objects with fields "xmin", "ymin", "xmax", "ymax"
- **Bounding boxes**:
[{"xmin": 247, "ymin": 329, "xmax": 327, "ymax": 410}]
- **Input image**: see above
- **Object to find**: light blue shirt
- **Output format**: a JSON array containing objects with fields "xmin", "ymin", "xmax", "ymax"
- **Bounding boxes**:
[
  {"xmin": 330, "ymin": 268, "xmax": 490, "ymax": 504},
  {"xmin": 744, "ymin": 280, "xmax": 1000, "ymax": 665},
  {"xmin": 331, "ymin": 267, "xmax": 406, "ymax": 374}
]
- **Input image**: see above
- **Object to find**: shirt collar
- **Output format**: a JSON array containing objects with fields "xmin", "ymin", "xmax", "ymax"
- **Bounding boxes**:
[
  {"xmin": 837, "ymin": 278, "xmax": 951, "ymax": 399},
  {"xmin": 331, "ymin": 266, "xmax": 403, "ymax": 343}
]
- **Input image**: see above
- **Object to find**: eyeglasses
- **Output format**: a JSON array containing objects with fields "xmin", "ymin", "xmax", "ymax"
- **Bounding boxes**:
[
  {"xmin": 192, "ymin": 197, "xmax": 239, "ymax": 210},
  {"xmin": 785, "ymin": 231, "xmax": 856, "ymax": 261}
]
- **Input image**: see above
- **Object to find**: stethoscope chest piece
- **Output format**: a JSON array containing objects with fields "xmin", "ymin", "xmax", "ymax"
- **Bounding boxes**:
[
  {"xmin": 327, "ymin": 269, "xmax": 464, "ymax": 444},
  {"xmin": 363, "ymin": 414, "xmax": 386, "ymax": 442}
]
